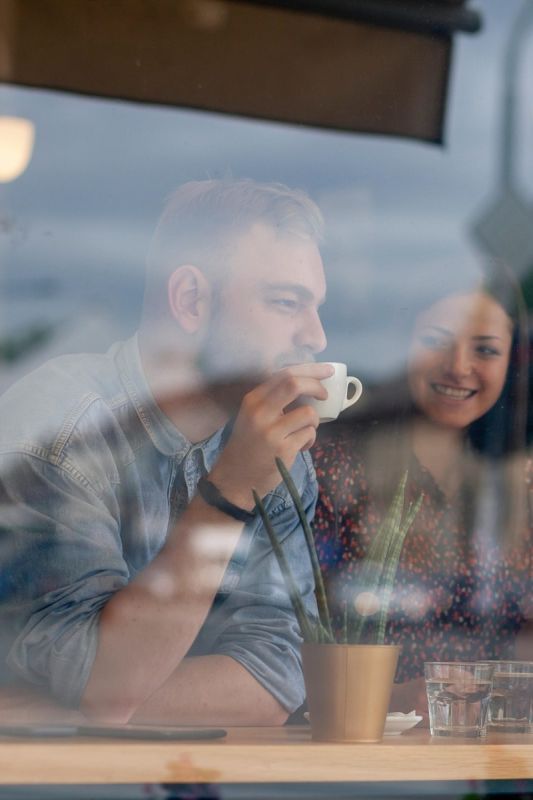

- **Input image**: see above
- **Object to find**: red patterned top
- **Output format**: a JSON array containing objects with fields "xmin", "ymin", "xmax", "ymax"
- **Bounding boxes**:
[{"xmin": 312, "ymin": 428, "xmax": 533, "ymax": 682}]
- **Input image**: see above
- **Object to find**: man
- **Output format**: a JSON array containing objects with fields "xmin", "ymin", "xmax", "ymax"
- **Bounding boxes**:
[{"xmin": 0, "ymin": 178, "xmax": 331, "ymax": 725}]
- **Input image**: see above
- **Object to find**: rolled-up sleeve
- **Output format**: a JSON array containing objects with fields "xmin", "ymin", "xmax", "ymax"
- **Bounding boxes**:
[
  {"xmin": 0, "ymin": 450, "xmax": 128, "ymax": 706},
  {"xmin": 200, "ymin": 459, "xmax": 318, "ymax": 712}
]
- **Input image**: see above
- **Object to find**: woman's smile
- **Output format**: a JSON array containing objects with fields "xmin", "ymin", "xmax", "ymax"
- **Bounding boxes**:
[{"xmin": 430, "ymin": 383, "xmax": 477, "ymax": 401}]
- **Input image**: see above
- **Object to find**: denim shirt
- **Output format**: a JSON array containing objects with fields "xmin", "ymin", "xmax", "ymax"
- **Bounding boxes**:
[{"xmin": 0, "ymin": 337, "xmax": 317, "ymax": 711}]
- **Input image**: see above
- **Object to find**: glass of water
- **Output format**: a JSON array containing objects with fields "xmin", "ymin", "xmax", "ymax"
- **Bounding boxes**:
[
  {"xmin": 483, "ymin": 661, "xmax": 533, "ymax": 733},
  {"xmin": 424, "ymin": 662, "xmax": 494, "ymax": 737}
]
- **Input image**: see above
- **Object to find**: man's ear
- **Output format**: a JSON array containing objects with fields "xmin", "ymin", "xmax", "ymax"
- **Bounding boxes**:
[{"xmin": 167, "ymin": 265, "xmax": 210, "ymax": 334}]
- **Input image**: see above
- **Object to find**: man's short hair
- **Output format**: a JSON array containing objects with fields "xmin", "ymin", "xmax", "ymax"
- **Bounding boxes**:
[{"xmin": 143, "ymin": 178, "xmax": 324, "ymax": 316}]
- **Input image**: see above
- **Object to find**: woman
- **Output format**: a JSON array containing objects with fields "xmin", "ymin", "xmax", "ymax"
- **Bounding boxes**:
[{"xmin": 313, "ymin": 272, "xmax": 532, "ymax": 715}]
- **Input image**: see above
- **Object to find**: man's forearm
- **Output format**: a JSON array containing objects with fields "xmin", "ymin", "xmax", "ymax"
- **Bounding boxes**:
[
  {"xmin": 130, "ymin": 654, "xmax": 288, "ymax": 726},
  {"xmin": 81, "ymin": 496, "xmax": 244, "ymax": 722}
]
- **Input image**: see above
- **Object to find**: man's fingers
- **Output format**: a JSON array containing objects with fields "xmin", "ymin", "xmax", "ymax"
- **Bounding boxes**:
[
  {"xmin": 274, "ymin": 404, "xmax": 320, "ymax": 439},
  {"xmin": 283, "ymin": 425, "xmax": 318, "ymax": 457},
  {"xmin": 222, "ymin": 363, "xmax": 333, "ymax": 498},
  {"xmin": 260, "ymin": 374, "xmax": 330, "ymax": 415},
  {"xmin": 251, "ymin": 363, "xmax": 333, "ymax": 403}
]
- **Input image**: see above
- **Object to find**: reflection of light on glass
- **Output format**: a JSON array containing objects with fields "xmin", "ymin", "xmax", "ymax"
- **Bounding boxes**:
[
  {"xmin": 353, "ymin": 591, "xmax": 380, "ymax": 617},
  {"xmin": 0, "ymin": 116, "xmax": 35, "ymax": 182}
]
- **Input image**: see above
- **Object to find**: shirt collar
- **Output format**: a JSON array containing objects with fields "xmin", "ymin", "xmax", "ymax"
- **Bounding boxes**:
[
  {"xmin": 114, "ymin": 335, "xmax": 234, "ymax": 464},
  {"xmin": 114, "ymin": 334, "xmax": 194, "ymax": 458}
]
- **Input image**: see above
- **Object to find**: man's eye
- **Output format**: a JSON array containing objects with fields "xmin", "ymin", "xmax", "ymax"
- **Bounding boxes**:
[{"xmin": 272, "ymin": 298, "xmax": 300, "ymax": 312}]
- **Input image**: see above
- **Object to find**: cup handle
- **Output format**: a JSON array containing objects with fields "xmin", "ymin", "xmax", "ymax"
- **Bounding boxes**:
[{"xmin": 342, "ymin": 377, "xmax": 363, "ymax": 411}]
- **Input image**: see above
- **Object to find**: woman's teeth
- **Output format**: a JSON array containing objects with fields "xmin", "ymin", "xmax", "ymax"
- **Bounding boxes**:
[{"xmin": 432, "ymin": 384, "xmax": 475, "ymax": 400}]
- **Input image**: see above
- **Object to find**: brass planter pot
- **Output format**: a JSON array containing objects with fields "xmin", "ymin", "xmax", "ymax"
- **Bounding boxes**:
[{"xmin": 302, "ymin": 642, "xmax": 400, "ymax": 743}]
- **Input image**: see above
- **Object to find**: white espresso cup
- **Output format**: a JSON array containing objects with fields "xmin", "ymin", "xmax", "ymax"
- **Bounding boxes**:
[{"xmin": 307, "ymin": 362, "xmax": 363, "ymax": 423}]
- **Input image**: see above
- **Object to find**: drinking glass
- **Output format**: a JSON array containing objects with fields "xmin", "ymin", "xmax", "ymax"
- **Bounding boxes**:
[
  {"xmin": 483, "ymin": 661, "xmax": 533, "ymax": 733},
  {"xmin": 424, "ymin": 662, "xmax": 494, "ymax": 737}
]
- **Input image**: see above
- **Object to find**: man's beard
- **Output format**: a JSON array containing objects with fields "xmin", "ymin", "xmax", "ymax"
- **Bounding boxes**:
[{"xmin": 197, "ymin": 302, "xmax": 314, "ymax": 413}]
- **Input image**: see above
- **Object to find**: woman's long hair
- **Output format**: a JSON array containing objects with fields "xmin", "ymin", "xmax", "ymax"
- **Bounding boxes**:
[
  {"xmin": 468, "ymin": 264, "xmax": 530, "ymax": 458},
  {"xmin": 467, "ymin": 264, "xmax": 531, "ymax": 547}
]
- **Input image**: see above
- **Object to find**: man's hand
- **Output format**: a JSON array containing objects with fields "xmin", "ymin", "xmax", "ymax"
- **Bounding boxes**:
[{"xmin": 209, "ymin": 362, "xmax": 334, "ymax": 509}]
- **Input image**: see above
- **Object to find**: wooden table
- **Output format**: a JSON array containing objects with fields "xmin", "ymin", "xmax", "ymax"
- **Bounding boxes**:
[{"xmin": 1, "ymin": 726, "xmax": 533, "ymax": 785}]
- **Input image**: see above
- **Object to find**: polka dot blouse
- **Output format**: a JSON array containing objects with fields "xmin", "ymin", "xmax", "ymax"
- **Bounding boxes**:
[{"xmin": 312, "ymin": 429, "xmax": 533, "ymax": 682}]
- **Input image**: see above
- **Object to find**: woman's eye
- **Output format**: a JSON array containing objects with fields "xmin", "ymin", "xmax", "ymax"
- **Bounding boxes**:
[
  {"xmin": 419, "ymin": 334, "xmax": 446, "ymax": 350},
  {"xmin": 476, "ymin": 345, "xmax": 501, "ymax": 357}
]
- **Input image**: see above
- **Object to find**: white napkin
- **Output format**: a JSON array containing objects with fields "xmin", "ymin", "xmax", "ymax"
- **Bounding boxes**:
[{"xmin": 386, "ymin": 710, "xmax": 418, "ymax": 717}]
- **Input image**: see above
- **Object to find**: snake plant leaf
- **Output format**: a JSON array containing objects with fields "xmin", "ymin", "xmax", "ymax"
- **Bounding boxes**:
[
  {"xmin": 376, "ymin": 492, "xmax": 424, "ymax": 643},
  {"xmin": 348, "ymin": 472, "xmax": 409, "ymax": 641},
  {"xmin": 275, "ymin": 457, "xmax": 333, "ymax": 641}
]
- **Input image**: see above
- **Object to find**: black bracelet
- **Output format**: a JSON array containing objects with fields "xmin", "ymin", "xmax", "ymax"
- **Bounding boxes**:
[{"xmin": 197, "ymin": 476, "xmax": 256, "ymax": 523}]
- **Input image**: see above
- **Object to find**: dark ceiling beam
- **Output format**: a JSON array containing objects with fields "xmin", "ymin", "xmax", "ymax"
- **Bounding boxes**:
[
  {"xmin": 0, "ymin": 0, "xmax": 463, "ymax": 143},
  {"xmin": 234, "ymin": 0, "xmax": 482, "ymax": 36}
]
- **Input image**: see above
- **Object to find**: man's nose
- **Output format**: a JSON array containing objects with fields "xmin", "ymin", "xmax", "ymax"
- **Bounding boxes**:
[
  {"xmin": 446, "ymin": 344, "xmax": 473, "ymax": 379},
  {"xmin": 297, "ymin": 308, "xmax": 327, "ymax": 354}
]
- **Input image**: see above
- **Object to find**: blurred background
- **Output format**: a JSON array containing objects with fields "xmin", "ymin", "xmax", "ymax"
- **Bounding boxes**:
[{"xmin": 0, "ymin": 0, "xmax": 531, "ymax": 433}]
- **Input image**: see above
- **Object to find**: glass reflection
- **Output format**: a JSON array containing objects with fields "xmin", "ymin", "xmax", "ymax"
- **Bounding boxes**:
[{"xmin": 0, "ymin": 0, "xmax": 531, "ymax": 734}]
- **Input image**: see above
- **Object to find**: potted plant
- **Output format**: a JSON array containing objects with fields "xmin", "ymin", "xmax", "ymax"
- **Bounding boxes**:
[{"xmin": 254, "ymin": 459, "xmax": 423, "ymax": 743}]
